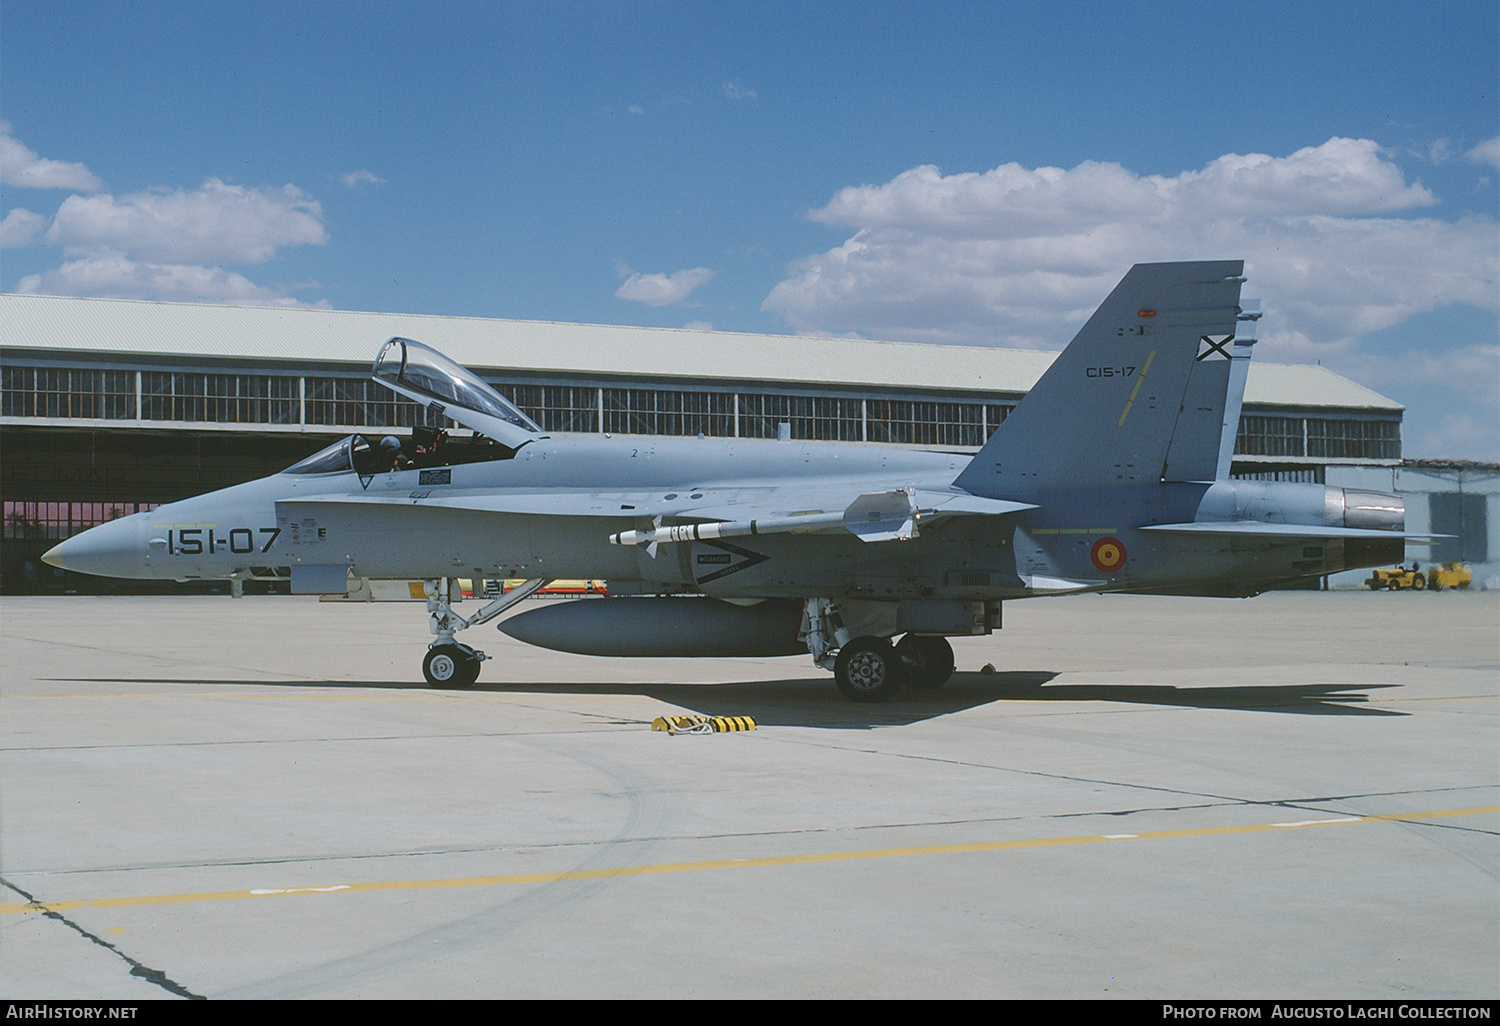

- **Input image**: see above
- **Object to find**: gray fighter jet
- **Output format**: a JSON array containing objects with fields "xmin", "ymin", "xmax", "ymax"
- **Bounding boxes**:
[{"xmin": 44, "ymin": 261, "xmax": 1414, "ymax": 701}]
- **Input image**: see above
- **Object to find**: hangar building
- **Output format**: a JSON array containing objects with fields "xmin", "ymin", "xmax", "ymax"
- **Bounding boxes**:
[{"xmin": 4, "ymin": 292, "xmax": 1481, "ymax": 591}]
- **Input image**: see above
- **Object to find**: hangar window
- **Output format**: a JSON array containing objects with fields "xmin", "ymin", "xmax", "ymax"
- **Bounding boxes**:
[
  {"xmin": 140, "ymin": 372, "xmax": 297, "ymax": 424},
  {"xmin": 1230, "ymin": 465, "xmax": 1324, "ymax": 484},
  {"xmin": 1236, "ymin": 416, "xmax": 1305, "ymax": 457},
  {"xmin": 738, "ymin": 394, "xmax": 863, "ymax": 442},
  {"xmin": 606, "ymin": 388, "xmax": 735, "ymax": 437},
  {"xmin": 1306, "ymin": 418, "xmax": 1400, "ymax": 460},
  {"xmin": 4, "ymin": 500, "xmax": 158, "ymax": 541},
  {"xmin": 2, "ymin": 366, "xmax": 136, "ymax": 419},
  {"xmin": 305, "ymin": 376, "xmax": 448, "ymax": 430},
  {"xmin": 508, "ymin": 384, "xmax": 601, "ymax": 434},
  {"xmin": 984, "ymin": 405, "xmax": 1014, "ymax": 440},
  {"xmin": 867, "ymin": 399, "xmax": 986, "ymax": 447}
]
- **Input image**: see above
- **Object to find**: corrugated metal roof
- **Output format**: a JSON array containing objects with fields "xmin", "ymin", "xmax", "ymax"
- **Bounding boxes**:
[
  {"xmin": 1241, "ymin": 361, "xmax": 1401, "ymax": 411},
  {"xmin": 0, "ymin": 293, "xmax": 1401, "ymax": 410}
]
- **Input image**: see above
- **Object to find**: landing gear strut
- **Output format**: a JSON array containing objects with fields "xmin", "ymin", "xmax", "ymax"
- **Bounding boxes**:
[{"xmin": 421, "ymin": 577, "xmax": 549, "ymax": 688}]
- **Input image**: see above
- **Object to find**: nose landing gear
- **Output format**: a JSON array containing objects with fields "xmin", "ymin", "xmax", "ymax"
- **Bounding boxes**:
[
  {"xmin": 424, "ymin": 643, "xmax": 482, "ymax": 688},
  {"xmin": 421, "ymin": 577, "xmax": 550, "ymax": 688}
]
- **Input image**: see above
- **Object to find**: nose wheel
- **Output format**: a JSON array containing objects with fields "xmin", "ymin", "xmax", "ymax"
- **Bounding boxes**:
[{"xmin": 424, "ymin": 643, "xmax": 482, "ymax": 688}]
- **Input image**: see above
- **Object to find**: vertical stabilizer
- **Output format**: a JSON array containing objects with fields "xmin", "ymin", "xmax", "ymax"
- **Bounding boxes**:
[{"xmin": 954, "ymin": 261, "xmax": 1245, "ymax": 499}]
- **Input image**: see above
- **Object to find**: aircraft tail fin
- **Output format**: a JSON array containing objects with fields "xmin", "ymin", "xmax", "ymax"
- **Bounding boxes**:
[{"xmin": 953, "ymin": 261, "xmax": 1247, "ymax": 499}]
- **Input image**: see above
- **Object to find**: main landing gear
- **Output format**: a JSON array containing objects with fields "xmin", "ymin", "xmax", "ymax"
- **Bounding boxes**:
[
  {"xmin": 802, "ymin": 599, "xmax": 956, "ymax": 703},
  {"xmin": 421, "ymin": 577, "xmax": 549, "ymax": 688},
  {"xmin": 828, "ymin": 634, "xmax": 956, "ymax": 702},
  {"xmin": 834, "ymin": 636, "xmax": 903, "ymax": 702}
]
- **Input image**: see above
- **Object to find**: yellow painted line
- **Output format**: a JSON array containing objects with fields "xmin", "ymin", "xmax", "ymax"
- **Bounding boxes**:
[
  {"xmin": 3, "ymin": 692, "xmax": 660, "ymax": 703},
  {"xmin": 5, "ymin": 805, "xmax": 1492, "ymax": 917},
  {"xmin": 1117, "ymin": 348, "xmax": 1157, "ymax": 427}
]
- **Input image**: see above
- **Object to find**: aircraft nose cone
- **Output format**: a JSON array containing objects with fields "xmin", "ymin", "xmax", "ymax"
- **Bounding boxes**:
[{"xmin": 40, "ymin": 515, "xmax": 149, "ymax": 579}]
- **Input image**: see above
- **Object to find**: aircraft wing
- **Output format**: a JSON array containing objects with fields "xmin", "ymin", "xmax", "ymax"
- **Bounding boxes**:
[
  {"xmin": 278, "ymin": 486, "xmax": 1035, "ymax": 546},
  {"xmin": 604, "ymin": 487, "xmax": 1034, "ymax": 546}
]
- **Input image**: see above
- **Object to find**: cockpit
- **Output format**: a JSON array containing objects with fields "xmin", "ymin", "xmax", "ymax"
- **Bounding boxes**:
[{"xmin": 283, "ymin": 428, "xmax": 515, "ymax": 477}]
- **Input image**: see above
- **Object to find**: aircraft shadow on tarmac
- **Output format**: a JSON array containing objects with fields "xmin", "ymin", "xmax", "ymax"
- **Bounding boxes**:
[{"xmin": 59, "ymin": 672, "xmax": 1407, "ymax": 729}]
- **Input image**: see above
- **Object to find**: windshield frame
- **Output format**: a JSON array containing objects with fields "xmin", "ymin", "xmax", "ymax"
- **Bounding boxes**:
[{"xmin": 283, "ymin": 436, "xmax": 356, "ymax": 475}]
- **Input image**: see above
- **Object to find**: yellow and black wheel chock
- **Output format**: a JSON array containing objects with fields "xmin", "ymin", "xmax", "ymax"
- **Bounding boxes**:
[{"xmin": 651, "ymin": 715, "xmax": 757, "ymax": 734}]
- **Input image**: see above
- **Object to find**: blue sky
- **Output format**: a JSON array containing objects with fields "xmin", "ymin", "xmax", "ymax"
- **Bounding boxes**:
[{"xmin": 3, "ymin": 1, "xmax": 1496, "ymax": 459}]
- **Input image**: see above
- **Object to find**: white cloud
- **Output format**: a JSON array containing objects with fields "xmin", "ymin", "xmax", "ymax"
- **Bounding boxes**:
[
  {"xmin": 683, "ymin": 320, "xmax": 714, "ymax": 331},
  {"xmin": 721, "ymin": 81, "xmax": 757, "ymax": 102},
  {"xmin": 764, "ymin": 138, "xmax": 1495, "ymax": 352},
  {"xmin": 766, "ymin": 137, "xmax": 1500, "ymax": 459},
  {"xmin": 0, "ymin": 122, "xmax": 104, "ymax": 192},
  {"xmin": 17, "ymin": 256, "xmax": 328, "ymax": 307},
  {"xmin": 1466, "ymin": 136, "xmax": 1500, "ymax": 170},
  {"xmin": 1415, "ymin": 411, "xmax": 1499, "ymax": 461},
  {"xmin": 0, "ymin": 207, "xmax": 47, "ymax": 249},
  {"xmin": 615, "ymin": 266, "xmax": 716, "ymax": 307},
  {"xmin": 1357, "ymin": 343, "xmax": 1500, "ymax": 419},
  {"xmin": 10, "ymin": 169, "xmax": 330, "ymax": 306},
  {"xmin": 341, "ymin": 169, "xmax": 387, "ymax": 188},
  {"xmin": 47, "ymin": 178, "xmax": 326, "ymax": 265}
]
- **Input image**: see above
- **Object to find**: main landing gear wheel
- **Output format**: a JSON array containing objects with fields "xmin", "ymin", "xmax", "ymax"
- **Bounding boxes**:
[
  {"xmin": 896, "ymin": 635, "xmax": 955, "ymax": 690},
  {"xmin": 424, "ymin": 643, "xmax": 481, "ymax": 688},
  {"xmin": 834, "ymin": 636, "xmax": 903, "ymax": 703}
]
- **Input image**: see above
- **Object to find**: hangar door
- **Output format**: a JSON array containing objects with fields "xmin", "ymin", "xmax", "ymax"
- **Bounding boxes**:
[{"xmin": 1430, "ymin": 492, "xmax": 1488, "ymax": 563}]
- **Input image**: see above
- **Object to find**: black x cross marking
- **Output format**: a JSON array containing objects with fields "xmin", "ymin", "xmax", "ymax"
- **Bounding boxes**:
[{"xmin": 1196, "ymin": 334, "xmax": 1234, "ymax": 361}]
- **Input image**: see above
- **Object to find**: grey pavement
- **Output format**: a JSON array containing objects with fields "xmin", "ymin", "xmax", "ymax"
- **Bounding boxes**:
[{"xmin": 1, "ymin": 590, "xmax": 1496, "ymax": 999}]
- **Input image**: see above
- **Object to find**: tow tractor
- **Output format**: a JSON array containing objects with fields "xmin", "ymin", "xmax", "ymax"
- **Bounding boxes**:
[
  {"xmin": 1367, "ymin": 564, "xmax": 1427, "ymax": 590},
  {"xmin": 1366, "ymin": 562, "xmax": 1472, "ymax": 591}
]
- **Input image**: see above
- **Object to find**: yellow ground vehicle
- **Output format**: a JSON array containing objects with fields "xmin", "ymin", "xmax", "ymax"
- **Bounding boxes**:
[
  {"xmin": 1365, "ymin": 563, "xmax": 1472, "ymax": 591},
  {"xmin": 1367, "ymin": 564, "xmax": 1427, "ymax": 590},
  {"xmin": 1426, "ymin": 563, "xmax": 1472, "ymax": 591}
]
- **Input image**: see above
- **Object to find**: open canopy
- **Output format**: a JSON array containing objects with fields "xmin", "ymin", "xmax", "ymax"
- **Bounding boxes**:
[{"xmin": 373, "ymin": 337, "xmax": 544, "ymax": 449}]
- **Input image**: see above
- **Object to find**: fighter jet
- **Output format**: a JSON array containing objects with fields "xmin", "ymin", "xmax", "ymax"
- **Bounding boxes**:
[{"xmin": 43, "ymin": 261, "xmax": 1414, "ymax": 701}]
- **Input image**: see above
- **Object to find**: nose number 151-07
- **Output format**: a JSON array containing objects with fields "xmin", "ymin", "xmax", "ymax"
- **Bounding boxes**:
[{"xmin": 164, "ymin": 527, "xmax": 281, "ymax": 556}]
